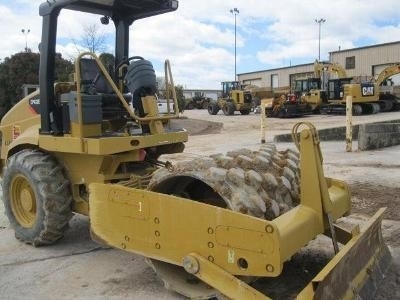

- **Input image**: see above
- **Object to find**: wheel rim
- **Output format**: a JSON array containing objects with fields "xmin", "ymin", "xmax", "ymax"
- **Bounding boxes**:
[{"xmin": 10, "ymin": 174, "xmax": 37, "ymax": 228}]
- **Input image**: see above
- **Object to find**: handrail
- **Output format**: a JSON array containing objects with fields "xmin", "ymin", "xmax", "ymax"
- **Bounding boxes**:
[
  {"xmin": 164, "ymin": 59, "xmax": 180, "ymax": 117},
  {"xmin": 74, "ymin": 52, "xmax": 137, "ymax": 135},
  {"xmin": 74, "ymin": 53, "xmax": 179, "ymax": 131}
]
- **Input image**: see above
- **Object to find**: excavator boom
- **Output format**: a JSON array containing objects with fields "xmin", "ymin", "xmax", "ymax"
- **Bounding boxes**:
[
  {"xmin": 375, "ymin": 63, "xmax": 400, "ymax": 86},
  {"xmin": 314, "ymin": 60, "xmax": 347, "ymax": 79}
]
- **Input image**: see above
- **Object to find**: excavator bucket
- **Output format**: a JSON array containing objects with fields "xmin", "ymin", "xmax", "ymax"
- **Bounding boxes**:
[{"xmin": 298, "ymin": 208, "xmax": 391, "ymax": 300}]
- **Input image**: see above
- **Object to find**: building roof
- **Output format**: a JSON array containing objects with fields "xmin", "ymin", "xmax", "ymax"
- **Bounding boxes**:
[
  {"xmin": 329, "ymin": 40, "xmax": 400, "ymax": 54},
  {"xmin": 237, "ymin": 62, "xmax": 314, "ymax": 76},
  {"xmin": 238, "ymin": 40, "xmax": 400, "ymax": 77}
]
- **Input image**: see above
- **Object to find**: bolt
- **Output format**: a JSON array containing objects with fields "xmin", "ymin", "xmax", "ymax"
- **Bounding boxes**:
[
  {"xmin": 265, "ymin": 225, "xmax": 274, "ymax": 233},
  {"xmin": 183, "ymin": 256, "xmax": 200, "ymax": 274},
  {"xmin": 266, "ymin": 264, "xmax": 274, "ymax": 272}
]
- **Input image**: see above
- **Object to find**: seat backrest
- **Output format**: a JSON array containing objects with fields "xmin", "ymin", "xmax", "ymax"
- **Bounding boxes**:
[{"xmin": 80, "ymin": 58, "xmax": 112, "ymax": 94}]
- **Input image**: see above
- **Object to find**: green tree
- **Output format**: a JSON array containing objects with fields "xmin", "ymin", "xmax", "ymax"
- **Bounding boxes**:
[
  {"xmin": 0, "ymin": 52, "xmax": 39, "ymax": 111},
  {"xmin": 0, "ymin": 51, "xmax": 73, "ymax": 116},
  {"xmin": 161, "ymin": 84, "xmax": 186, "ymax": 113},
  {"xmin": 99, "ymin": 53, "xmax": 114, "ymax": 67},
  {"xmin": 174, "ymin": 84, "xmax": 186, "ymax": 113},
  {"xmin": 55, "ymin": 53, "xmax": 74, "ymax": 82},
  {"xmin": 0, "ymin": 62, "xmax": 10, "ymax": 116},
  {"xmin": 99, "ymin": 53, "xmax": 115, "ymax": 75}
]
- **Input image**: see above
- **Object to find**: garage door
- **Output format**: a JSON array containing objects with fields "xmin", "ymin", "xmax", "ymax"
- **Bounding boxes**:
[{"xmin": 373, "ymin": 64, "xmax": 392, "ymax": 76}]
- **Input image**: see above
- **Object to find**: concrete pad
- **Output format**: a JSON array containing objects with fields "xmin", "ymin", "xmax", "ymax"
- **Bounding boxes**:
[{"xmin": 0, "ymin": 215, "xmax": 184, "ymax": 299}]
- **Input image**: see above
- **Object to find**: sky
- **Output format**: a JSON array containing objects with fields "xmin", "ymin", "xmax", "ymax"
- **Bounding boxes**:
[{"xmin": 0, "ymin": 0, "xmax": 399, "ymax": 89}]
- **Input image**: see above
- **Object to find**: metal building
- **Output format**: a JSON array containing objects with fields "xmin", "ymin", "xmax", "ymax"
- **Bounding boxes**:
[
  {"xmin": 238, "ymin": 63, "xmax": 314, "ymax": 89},
  {"xmin": 330, "ymin": 41, "xmax": 400, "ymax": 80},
  {"xmin": 238, "ymin": 41, "xmax": 400, "ymax": 89}
]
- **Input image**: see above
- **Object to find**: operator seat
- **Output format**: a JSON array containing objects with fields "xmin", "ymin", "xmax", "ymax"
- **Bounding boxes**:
[
  {"xmin": 79, "ymin": 58, "xmax": 112, "ymax": 94},
  {"xmin": 79, "ymin": 58, "xmax": 129, "ymax": 120}
]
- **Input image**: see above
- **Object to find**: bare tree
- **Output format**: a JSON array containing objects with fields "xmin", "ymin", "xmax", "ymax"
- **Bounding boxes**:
[
  {"xmin": 156, "ymin": 76, "xmax": 166, "ymax": 91},
  {"xmin": 81, "ymin": 24, "xmax": 107, "ymax": 54}
]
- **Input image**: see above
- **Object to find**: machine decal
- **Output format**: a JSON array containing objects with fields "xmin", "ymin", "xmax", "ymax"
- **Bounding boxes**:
[
  {"xmin": 29, "ymin": 98, "xmax": 41, "ymax": 114},
  {"xmin": 138, "ymin": 201, "xmax": 143, "ymax": 212},
  {"xmin": 361, "ymin": 85, "xmax": 374, "ymax": 96}
]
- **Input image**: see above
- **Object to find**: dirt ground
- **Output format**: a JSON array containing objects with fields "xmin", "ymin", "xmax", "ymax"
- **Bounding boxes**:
[{"xmin": 0, "ymin": 109, "xmax": 400, "ymax": 299}]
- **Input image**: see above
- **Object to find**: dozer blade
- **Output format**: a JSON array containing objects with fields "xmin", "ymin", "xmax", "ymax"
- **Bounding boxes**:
[{"xmin": 298, "ymin": 208, "xmax": 392, "ymax": 300}]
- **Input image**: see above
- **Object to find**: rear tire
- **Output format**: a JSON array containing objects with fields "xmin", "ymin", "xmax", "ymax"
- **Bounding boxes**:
[
  {"xmin": 208, "ymin": 103, "xmax": 219, "ymax": 115},
  {"xmin": 186, "ymin": 102, "xmax": 194, "ymax": 110},
  {"xmin": 240, "ymin": 109, "xmax": 250, "ymax": 115},
  {"xmin": 222, "ymin": 103, "xmax": 235, "ymax": 115},
  {"xmin": 2, "ymin": 149, "xmax": 72, "ymax": 246}
]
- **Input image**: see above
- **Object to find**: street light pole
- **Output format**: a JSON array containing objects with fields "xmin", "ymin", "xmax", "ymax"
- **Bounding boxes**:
[
  {"xmin": 230, "ymin": 8, "xmax": 239, "ymax": 81},
  {"xmin": 315, "ymin": 18, "xmax": 325, "ymax": 62},
  {"xmin": 21, "ymin": 28, "xmax": 30, "ymax": 52}
]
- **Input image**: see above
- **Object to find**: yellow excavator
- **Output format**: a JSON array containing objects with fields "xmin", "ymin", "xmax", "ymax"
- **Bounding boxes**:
[
  {"xmin": 301, "ymin": 61, "xmax": 382, "ymax": 115},
  {"xmin": 305, "ymin": 61, "xmax": 400, "ymax": 115},
  {"xmin": 294, "ymin": 61, "xmax": 349, "ymax": 113},
  {"xmin": 0, "ymin": 1, "xmax": 391, "ymax": 299},
  {"xmin": 328, "ymin": 63, "xmax": 400, "ymax": 114},
  {"xmin": 314, "ymin": 60, "xmax": 348, "ymax": 79}
]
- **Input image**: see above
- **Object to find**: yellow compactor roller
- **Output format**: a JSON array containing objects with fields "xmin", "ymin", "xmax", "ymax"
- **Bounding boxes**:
[{"xmin": 0, "ymin": 1, "xmax": 391, "ymax": 299}]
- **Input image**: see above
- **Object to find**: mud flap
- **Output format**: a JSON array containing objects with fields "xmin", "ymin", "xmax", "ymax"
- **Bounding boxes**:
[{"xmin": 297, "ymin": 208, "xmax": 391, "ymax": 300}]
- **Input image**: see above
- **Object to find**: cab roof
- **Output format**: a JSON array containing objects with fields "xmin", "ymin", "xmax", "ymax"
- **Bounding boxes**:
[{"xmin": 39, "ymin": 0, "xmax": 178, "ymax": 20}]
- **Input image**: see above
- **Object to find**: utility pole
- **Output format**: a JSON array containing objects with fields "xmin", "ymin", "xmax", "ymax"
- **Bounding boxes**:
[
  {"xmin": 21, "ymin": 28, "xmax": 30, "ymax": 52},
  {"xmin": 315, "ymin": 18, "xmax": 325, "ymax": 62},
  {"xmin": 230, "ymin": 8, "xmax": 239, "ymax": 81}
]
